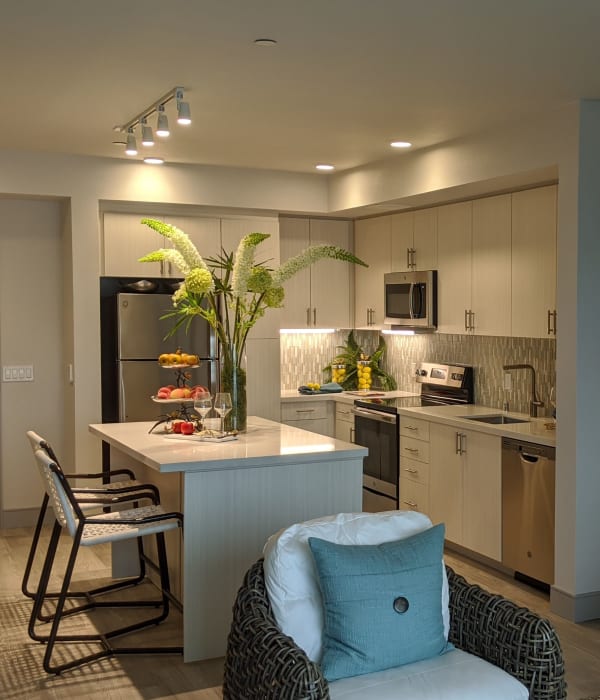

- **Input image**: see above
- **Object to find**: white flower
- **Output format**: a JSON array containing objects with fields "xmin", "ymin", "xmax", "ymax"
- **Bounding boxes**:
[{"xmin": 231, "ymin": 232, "xmax": 271, "ymax": 299}]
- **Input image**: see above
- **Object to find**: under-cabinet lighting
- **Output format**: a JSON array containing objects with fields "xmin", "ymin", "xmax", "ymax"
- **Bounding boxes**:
[
  {"xmin": 280, "ymin": 328, "xmax": 336, "ymax": 334},
  {"xmin": 381, "ymin": 329, "xmax": 416, "ymax": 335}
]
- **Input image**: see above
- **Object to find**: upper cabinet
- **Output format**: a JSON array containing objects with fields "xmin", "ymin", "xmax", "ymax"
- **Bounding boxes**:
[
  {"xmin": 471, "ymin": 194, "xmax": 512, "ymax": 336},
  {"xmin": 390, "ymin": 209, "xmax": 437, "ymax": 272},
  {"xmin": 436, "ymin": 201, "xmax": 472, "ymax": 334},
  {"xmin": 102, "ymin": 212, "xmax": 220, "ymax": 278},
  {"xmin": 279, "ymin": 216, "xmax": 353, "ymax": 329},
  {"xmin": 354, "ymin": 215, "xmax": 392, "ymax": 328},
  {"xmin": 511, "ymin": 185, "xmax": 557, "ymax": 338}
]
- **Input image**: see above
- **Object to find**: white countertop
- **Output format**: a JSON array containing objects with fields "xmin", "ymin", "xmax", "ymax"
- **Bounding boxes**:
[
  {"xmin": 280, "ymin": 389, "xmax": 419, "ymax": 404},
  {"xmin": 397, "ymin": 404, "xmax": 557, "ymax": 447},
  {"xmin": 90, "ymin": 415, "xmax": 367, "ymax": 474}
]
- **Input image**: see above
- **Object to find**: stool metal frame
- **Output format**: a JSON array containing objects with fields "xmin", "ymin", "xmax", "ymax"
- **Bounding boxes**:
[{"xmin": 30, "ymin": 448, "xmax": 184, "ymax": 674}]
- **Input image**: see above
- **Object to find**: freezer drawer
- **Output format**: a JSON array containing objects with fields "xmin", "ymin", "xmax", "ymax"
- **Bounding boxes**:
[{"xmin": 502, "ymin": 438, "xmax": 555, "ymax": 585}]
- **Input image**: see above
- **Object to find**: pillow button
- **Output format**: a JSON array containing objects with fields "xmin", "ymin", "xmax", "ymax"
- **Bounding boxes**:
[{"xmin": 393, "ymin": 596, "xmax": 409, "ymax": 614}]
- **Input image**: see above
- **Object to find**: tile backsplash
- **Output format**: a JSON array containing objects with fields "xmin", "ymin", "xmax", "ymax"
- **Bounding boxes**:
[{"xmin": 280, "ymin": 331, "xmax": 556, "ymax": 416}]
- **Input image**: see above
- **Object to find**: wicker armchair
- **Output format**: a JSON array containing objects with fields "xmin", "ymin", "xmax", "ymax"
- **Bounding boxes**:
[{"xmin": 223, "ymin": 559, "xmax": 566, "ymax": 700}]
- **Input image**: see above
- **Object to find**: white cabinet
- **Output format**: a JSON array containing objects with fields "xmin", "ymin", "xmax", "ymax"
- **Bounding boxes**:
[
  {"xmin": 399, "ymin": 417, "xmax": 431, "ymax": 515},
  {"xmin": 279, "ymin": 217, "xmax": 353, "ymax": 329},
  {"xmin": 354, "ymin": 215, "xmax": 392, "ymax": 328},
  {"xmin": 437, "ymin": 195, "xmax": 512, "ymax": 337},
  {"xmin": 335, "ymin": 403, "xmax": 354, "ymax": 443},
  {"xmin": 471, "ymin": 194, "xmax": 512, "ymax": 336},
  {"xmin": 391, "ymin": 209, "xmax": 437, "ymax": 272},
  {"xmin": 220, "ymin": 215, "xmax": 280, "ymax": 338},
  {"xmin": 429, "ymin": 423, "xmax": 501, "ymax": 561},
  {"xmin": 436, "ymin": 202, "xmax": 472, "ymax": 334},
  {"xmin": 102, "ymin": 211, "xmax": 220, "ymax": 278},
  {"xmin": 281, "ymin": 400, "xmax": 334, "ymax": 438},
  {"xmin": 511, "ymin": 185, "xmax": 557, "ymax": 337}
]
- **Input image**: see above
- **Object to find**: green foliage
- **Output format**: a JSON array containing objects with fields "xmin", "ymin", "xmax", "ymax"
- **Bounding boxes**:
[{"xmin": 323, "ymin": 331, "xmax": 397, "ymax": 391}]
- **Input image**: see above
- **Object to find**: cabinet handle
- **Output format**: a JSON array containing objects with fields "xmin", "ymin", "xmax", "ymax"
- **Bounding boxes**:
[
  {"xmin": 553, "ymin": 310, "xmax": 557, "ymax": 334},
  {"xmin": 464, "ymin": 309, "xmax": 469, "ymax": 332},
  {"xmin": 458, "ymin": 433, "xmax": 467, "ymax": 455},
  {"xmin": 313, "ymin": 308, "xmax": 317, "ymax": 325},
  {"xmin": 403, "ymin": 500, "xmax": 418, "ymax": 509},
  {"xmin": 469, "ymin": 310, "xmax": 475, "ymax": 332},
  {"xmin": 406, "ymin": 247, "xmax": 411, "ymax": 269},
  {"xmin": 404, "ymin": 425, "xmax": 418, "ymax": 431},
  {"xmin": 455, "ymin": 432, "xmax": 461, "ymax": 454},
  {"xmin": 404, "ymin": 447, "xmax": 419, "ymax": 454},
  {"xmin": 350, "ymin": 427, "xmax": 355, "ymax": 443},
  {"xmin": 548, "ymin": 310, "xmax": 557, "ymax": 335},
  {"xmin": 306, "ymin": 308, "xmax": 311, "ymax": 326},
  {"xmin": 410, "ymin": 248, "xmax": 416, "ymax": 269},
  {"xmin": 295, "ymin": 409, "xmax": 315, "ymax": 414},
  {"xmin": 404, "ymin": 468, "xmax": 419, "ymax": 474}
]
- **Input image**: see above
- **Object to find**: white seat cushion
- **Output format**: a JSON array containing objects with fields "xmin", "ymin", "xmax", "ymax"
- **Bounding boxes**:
[
  {"xmin": 263, "ymin": 510, "xmax": 449, "ymax": 662},
  {"xmin": 329, "ymin": 648, "xmax": 529, "ymax": 700}
]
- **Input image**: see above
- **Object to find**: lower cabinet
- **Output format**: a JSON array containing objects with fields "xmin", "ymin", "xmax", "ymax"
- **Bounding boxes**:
[
  {"xmin": 399, "ymin": 417, "xmax": 431, "ymax": 515},
  {"xmin": 334, "ymin": 403, "xmax": 355, "ymax": 443},
  {"xmin": 429, "ymin": 422, "xmax": 502, "ymax": 561},
  {"xmin": 280, "ymin": 400, "xmax": 334, "ymax": 438}
]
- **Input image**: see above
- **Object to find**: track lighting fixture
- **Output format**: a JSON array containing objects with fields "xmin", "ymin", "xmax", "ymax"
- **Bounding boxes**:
[
  {"xmin": 176, "ymin": 87, "xmax": 192, "ymax": 125},
  {"xmin": 125, "ymin": 128, "xmax": 138, "ymax": 156},
  {"xmin": 114, "ymin": 86, "xmax": 191, "ymax": 162},
  {"xmin": 141, "ymin": 118, "xmax": 154, "ymax": 146},
  {"xmin": 156, "ymin": 104, "xmax": 170, "ymax": 137}
]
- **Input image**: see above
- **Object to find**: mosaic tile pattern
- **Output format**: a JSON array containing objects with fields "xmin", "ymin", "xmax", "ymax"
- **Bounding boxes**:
[{"xmin": 281, "ymin": 331, "xmax": 556, "ymax": 416}]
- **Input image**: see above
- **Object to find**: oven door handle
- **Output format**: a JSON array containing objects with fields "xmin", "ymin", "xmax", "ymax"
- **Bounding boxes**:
[{"xmin": 351, "ymin": 407, "xmax": 397, "ymax": 424}]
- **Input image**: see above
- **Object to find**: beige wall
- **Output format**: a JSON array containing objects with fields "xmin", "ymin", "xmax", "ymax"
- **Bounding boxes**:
[{"xmin": 0, "ymin": 198, "xmax": 64, "ymax": 520}]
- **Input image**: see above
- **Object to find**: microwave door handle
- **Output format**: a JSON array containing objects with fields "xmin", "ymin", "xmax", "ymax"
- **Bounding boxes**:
[{"xmin": 409, "ymin": 283, "xmax": 415, "ymax": 318}]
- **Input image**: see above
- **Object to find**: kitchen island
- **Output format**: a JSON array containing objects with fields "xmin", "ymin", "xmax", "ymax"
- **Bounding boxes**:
[{"xmin": 89, "ymin": 416, "xmax": 366, "ymax": 662}]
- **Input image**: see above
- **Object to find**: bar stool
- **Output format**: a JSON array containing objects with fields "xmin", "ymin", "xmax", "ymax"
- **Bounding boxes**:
[
  {"xmin": 30, "ymin": 447, "xmax": 184, "ymax": 674},
  {"xmin": 24, "ymin": 430, "xmax": 159, "ymax": 620}
]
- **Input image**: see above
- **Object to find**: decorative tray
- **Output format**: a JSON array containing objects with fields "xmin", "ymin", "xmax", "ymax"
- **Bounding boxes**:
[
  {"xmin": 162, "ymin": 432, "xmax": 238, "ymax": 443},
  {"xmin": 151, "ymin": 396, "xmax": 195, "ymax": 404}
]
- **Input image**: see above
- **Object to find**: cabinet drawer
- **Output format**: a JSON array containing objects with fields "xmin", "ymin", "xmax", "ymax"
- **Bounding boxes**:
[
  {"xmin": 400, "ymin": 417, "xmax": 430, "ymax": 441},
  {"xmin": 400, "ymin": 436, "xmax": 430, "ymax": 464},
  {"xmin": 399, "ymin": 478, "xmax": 430, "ymax": 515},
  {"xmin": 335, "ymin": 404, "xmax": 354, "ymax": 424},
  {"xmin": 400, "ymin": 457, "xmax": 429, "ymax": 485},
  {"xmin": 281, "ymin": 401, "xmax": 328, "ymax": 421}
]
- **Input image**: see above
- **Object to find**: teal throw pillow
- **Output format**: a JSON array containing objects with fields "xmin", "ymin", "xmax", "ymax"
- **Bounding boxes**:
[{"xmin": 308, "ymin": 523, "xmax": 449, "ymax": 681}]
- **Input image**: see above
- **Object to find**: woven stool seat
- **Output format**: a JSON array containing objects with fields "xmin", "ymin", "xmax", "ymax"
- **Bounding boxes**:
[{"xmin": 80, "ymin": 505, "xmax": 181, "ymax": 544}]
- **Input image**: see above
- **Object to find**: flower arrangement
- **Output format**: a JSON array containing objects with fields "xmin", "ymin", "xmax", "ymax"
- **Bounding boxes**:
[
  {"xmin": 139, "ymin": 218, "xmax": 367, "ymax": 430},
  {"xmin": 323, "ymin": 330, "xmax": 397, "ymax": 391}
]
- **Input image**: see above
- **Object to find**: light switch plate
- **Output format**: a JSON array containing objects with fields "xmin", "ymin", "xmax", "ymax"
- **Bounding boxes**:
[{"xmin": 2, "ymin": 365, "xmax": 34, "ymax": 382}]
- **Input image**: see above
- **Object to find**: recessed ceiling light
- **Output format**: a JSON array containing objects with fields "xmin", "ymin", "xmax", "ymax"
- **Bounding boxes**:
[
  {"xmin": 144, "ymin": 157, "xmax": 165, "ymax": 165},
  {"xmin": 315, "ymin": 164, "xmax": 335, "ymax": 171},
  {"xmin": 390, "ymin": 141, "xmax": 412, "ymax": 148},
  {"xmin": 254, "ymin": 38, "xmax": 277, "ymax": 46}
]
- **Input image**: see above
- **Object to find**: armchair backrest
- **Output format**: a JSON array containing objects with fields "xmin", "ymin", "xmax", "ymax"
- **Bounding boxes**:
[{"xmin": 26, "ymin": 429, "xmax": 59, "ymax": 462}]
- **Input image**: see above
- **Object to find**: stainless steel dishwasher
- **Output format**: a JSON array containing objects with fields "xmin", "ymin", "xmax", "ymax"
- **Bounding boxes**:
[{"xmin": 502, "ymin": 438, "xmax": 556, "ymax": 587}]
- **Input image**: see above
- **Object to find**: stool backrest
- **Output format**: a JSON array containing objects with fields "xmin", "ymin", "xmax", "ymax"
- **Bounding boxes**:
[{"xmin": 33, "ymin": 448, "xmax": 83, "ymax": 537}]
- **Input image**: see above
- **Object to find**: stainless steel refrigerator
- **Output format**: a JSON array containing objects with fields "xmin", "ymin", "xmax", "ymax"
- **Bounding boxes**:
[{"xmin": 101, "ymin": 285, "xmax": 218, "ymax": 423}]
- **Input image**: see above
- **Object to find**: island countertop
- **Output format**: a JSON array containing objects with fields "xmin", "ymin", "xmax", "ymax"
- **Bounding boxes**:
[{"xmin": 90, "ymin": 415, "xmax": 367, "ymax": 474}]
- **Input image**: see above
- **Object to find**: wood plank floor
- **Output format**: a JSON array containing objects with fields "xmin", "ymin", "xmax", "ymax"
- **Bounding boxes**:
[{"xmin": 1, "ymin": 525, "xmax": 599, "ymax": 698}]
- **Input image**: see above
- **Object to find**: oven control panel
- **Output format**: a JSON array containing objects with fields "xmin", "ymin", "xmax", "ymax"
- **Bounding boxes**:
[{"xmin": 415, "ymin": 362, "xmax": 471, "ymax": 389}]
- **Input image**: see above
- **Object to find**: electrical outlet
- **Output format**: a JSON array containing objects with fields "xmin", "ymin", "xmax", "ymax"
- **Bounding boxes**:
[
  {"xmin": 503, "ymin": 372, "xmax": 512, "ymax": 391},
  {"xmin": 2, "ymin": 365, "xmax": 34, "ymax": 382}
]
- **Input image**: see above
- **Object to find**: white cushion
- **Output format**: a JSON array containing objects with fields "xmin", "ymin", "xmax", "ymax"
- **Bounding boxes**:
[
  {"xmin": 328, "ymin": 648, "xmax": 529, "ymax": 700},
  {"xmin": 263, "ymin": 510, "xmax": 449, "ymax": 662}
]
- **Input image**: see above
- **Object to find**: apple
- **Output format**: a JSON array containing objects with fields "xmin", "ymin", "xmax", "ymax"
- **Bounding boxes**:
[
  {"xmin": 170, "ymin": 388, "xmax": 186, "ymax": 399},
  {"xmin": 181, "ymin": 387, "xmax": 192, "ymax": 399},
  {"xmin": 191, "ymin": 385, "xmax": 210, "ymax": 398},
  {"xmin": 180, "ymin": 421, "xmax": 195, "ymax": 435},
  {"xmin": 172, "ymin": 421, "xmax": 183, "ymax": 433}
]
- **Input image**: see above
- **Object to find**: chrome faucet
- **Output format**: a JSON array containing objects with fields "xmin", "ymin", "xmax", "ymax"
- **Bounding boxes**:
[{"xmin": 502, "ymin": 363, "xmax": 545, "ymax": 417}]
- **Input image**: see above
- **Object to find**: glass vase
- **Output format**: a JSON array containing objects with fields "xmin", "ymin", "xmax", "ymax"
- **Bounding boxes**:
[{"xmin": 220, "ymin": 344, "xmax": 247, "ymax": 432}]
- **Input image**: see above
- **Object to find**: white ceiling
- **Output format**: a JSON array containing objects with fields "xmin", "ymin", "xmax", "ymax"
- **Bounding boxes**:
[{"xmin": 4, "ymin": 0, "xmax": 600, "ymax": 175}]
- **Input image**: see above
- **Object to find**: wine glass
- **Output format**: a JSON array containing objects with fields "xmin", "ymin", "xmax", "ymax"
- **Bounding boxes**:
[
  {"xmin": 214, "ymin": 392, "xmax": 232, "ymax": 434},
  {"xmin": 193, "ymin": 393, "xmax": 213, "ymax": 429},
  {"xmin": 549, "ymin": 386, "xmax": 556, "ymax": 421}
]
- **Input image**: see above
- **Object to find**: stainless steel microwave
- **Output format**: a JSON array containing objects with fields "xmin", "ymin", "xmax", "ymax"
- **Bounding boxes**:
[{"xmin": 384, "ymin": 270, "xmax": 437, "ymax": 330}]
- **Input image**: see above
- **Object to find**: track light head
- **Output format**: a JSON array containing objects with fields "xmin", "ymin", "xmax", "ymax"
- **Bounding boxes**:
[
  {"xmin": 156, "ymin": 104, "xmax": 170, "ymax": 137},
  {"xmin": 176, "ymin": 87, "xmax": 191, "ymax": 125},
  {"xmin": 125, "ymin": 128, "xmax": 138, "ymax": 155},
  {"xmin": 141, "ymin": 118, "xmax": 154, "ymax": 146}
]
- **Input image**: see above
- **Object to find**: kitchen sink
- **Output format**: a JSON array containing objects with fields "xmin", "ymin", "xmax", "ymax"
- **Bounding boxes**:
[{"xmin": 461, "ymin": 414, "xmax": 530, "ymax": 425}]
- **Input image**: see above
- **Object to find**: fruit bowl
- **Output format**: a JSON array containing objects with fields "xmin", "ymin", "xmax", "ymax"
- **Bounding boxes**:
[{"xmin": 161, "ymin": 363, "xmax": 200, "ymax": 370}]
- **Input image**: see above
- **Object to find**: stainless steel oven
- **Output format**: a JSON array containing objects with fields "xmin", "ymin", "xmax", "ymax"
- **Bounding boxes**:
[{"xmin": 352, "ymin": 362, "xmax": 474, "ymax": 512}]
